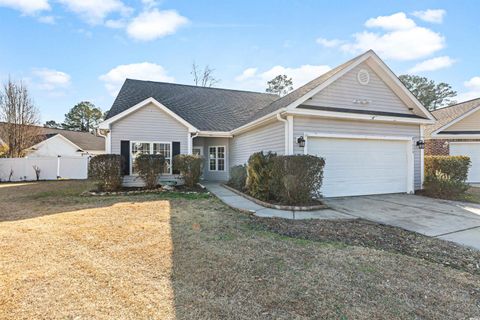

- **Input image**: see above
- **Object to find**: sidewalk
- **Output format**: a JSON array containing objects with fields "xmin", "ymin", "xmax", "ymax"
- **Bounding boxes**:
[{"xmin": 203, "ymin": 182, "xmax": 352, "ymax": 220}]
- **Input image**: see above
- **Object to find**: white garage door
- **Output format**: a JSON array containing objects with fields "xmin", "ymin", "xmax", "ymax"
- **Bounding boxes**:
[
  {"xmin": 450, "ymin": 142, "xmax": 480, "ymax": 183},
  {"xmin": 307, "ymin": 137, "xmax": 411, "ymax": 197}
]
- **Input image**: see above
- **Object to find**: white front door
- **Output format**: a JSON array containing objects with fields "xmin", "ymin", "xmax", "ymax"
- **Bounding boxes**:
[
  {"xmin": 307, "ymin": 137, "xmax": 411, "ymax": 197},
  {"xmin": 450, "ymin": 142, "xmax": 480, "ymax": 183}
]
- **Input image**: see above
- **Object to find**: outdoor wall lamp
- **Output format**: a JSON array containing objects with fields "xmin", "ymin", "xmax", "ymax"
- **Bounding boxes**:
[
  {"xmin": 416, "ymin": 140, "xmax": 425, "ymax": 149},
  {"xmin": 297, "ymin": 136, "xmax": 305, "ymax": 148}
]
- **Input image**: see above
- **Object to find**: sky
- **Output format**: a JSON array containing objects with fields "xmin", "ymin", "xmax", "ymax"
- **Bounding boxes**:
[{"xmin": 0, "ymin": 0, "xmax": 479, "ymax": 123}]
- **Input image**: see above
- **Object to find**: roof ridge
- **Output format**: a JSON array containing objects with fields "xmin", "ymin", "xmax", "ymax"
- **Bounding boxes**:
[
  {"xmin": 125, "ymin": 78, "xmax": 279, "ymax": 97},
  {"xmin": 432, "ymin": 97, "xmax": 480, "ymax": 113}
]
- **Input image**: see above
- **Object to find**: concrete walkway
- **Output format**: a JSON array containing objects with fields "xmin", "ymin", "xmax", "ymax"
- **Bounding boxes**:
[
  {"xmin": 204, "ymin": 182, "xmax": 480, "ymax": 250},
  {"xmin": 203, "ymin": 182, "xmax": 352, "ymax": 220}
]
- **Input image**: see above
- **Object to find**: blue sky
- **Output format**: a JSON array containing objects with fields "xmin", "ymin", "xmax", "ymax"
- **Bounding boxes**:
[{"xmin": 0, "ymin": 0, "xmax": 479, "ymax": 123}]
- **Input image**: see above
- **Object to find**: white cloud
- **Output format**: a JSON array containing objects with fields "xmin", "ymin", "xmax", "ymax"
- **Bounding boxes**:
[
  {"xmin": 408, "ymin": 56, "xmax": 456, "ymax": 73},
  {"xmin": 235, "ymin": 64, "xmax": 331, "ymax": 91},
  {"xmin": 58, "ymin": 0, "xmax": 131, "ymax": 25},
  {"xmin": 0, "ymin": 0, "xmax": 50, "ymax": 15},
  {"xmin": 126, "ymin": 9, "xmax": 188, "ymax": 41},
  {"xmin": 341, "ymin": 12, "xmax": 445, "ymax": 61},
  {"xmin": 412, "ymin": 9, "xmax": 446, "ymax": 24},
  {"xmin": 33, "ymin": 68, "xmax": 71, "ymax": 91},
  {"xmin": 99, "ymin": 62, "xmax": 174, "ymax": 96},
  {"xmin": 457, "ymin": 77, "xmax": 480, "ymax": 102},
  {"xmin": 365, "ymin": 12, "xmax": 416, "ymax": 30},
  {"xmin": 316, "ymin": 37, "xmax": 344, "ymax": 48}
]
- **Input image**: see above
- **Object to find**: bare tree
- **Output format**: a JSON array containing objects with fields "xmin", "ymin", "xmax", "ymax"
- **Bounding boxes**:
[
  {"xmin": 191, "ymin": 62, "xmax": 220, "ymax": 87},
  {"xmin": 0, "ymin": 79, "xmax": 41, "ymax": 157}
]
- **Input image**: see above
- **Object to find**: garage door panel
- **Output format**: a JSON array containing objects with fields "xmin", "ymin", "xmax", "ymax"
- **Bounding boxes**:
[
  {"xmin": 450, "ymin": 143, "xmax": 480, "ymax": 183},
  {"xmin": 308, "ymin": 137, "xmax": 409, "ymax": 197}
]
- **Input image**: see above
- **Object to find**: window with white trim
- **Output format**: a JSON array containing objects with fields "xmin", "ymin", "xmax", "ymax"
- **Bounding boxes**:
[
  {"xmin": 209, "ymin": 146, "xmax": 225, "ymax": 171},
  {"xmin": 131, "ymin": 141, "xmax": 172, "ymax": 175}
]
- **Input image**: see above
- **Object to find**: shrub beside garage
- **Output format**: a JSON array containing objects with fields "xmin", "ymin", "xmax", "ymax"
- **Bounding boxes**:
[
  {"xmin": 423, "ymin": 155, "xmax": 471, "ymax": 199},
  {"xmin": 228, "ymin": 152, "xmax": 325, "ymax": 206}
]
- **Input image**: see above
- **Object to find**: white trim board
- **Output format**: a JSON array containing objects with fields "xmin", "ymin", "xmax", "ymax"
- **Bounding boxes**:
[
  {"xmin": 99, "ymin": 97, "xmax": 198, "ymax": 133},
  {"xmin": 432, "ymin": 105, "xmax": 480, "ymax": 136}
]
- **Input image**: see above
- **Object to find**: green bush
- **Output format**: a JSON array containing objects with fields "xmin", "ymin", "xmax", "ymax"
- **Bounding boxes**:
[
  {"xmin": 88, "ymin": 154, "xmax": 123, "ymax": 191},
  {"xmin": 134, "ymin": 154, "xmax": 165, "ymax": 189},
  {"xmin": 173, "ymin": 154, "xmax": 203, "ymax": 188},
  {"xmin": 245, "ymin": 151, "xmax": 277, "ymax": 201},
  {"xmin": 271, "ymin": 155, "xmax": 325, "ymax": 205},
  {"xmin": 228, "ymin": 165, "xmax": 247, "ymax": 191},
  {"xmin": 424, "ymin": 156, "xmax": 471, "ymax": 199}
]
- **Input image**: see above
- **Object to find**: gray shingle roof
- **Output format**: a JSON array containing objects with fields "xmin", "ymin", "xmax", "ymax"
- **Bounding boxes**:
[
  {"xmin": 106, "ymin": 80, "xmax": 279, "ymax": 131},
  {"xmin": 0, "ymin": 123, "xmax": 105, "ymax": 151},
  {"xmin": 425, "ymin": 98, "xmax": 480, "ymax": 138}
]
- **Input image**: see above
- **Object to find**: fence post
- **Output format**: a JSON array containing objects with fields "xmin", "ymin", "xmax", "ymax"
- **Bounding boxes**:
[{"xmin": 57, "ymin": 155, "xmax": 61, "ymax": 179}]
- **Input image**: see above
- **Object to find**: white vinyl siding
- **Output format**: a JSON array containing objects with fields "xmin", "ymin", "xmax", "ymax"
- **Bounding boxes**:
[
  {"xmin": 293, "ymin": 116, "xmax": 422, "ymax": 190},
  {"xmin": 110, "ymin": 103, "xmax": 188, "ymax": 155},
  {"xmin": 450, "ymin": 142, "xmax": 480, "ymax": 183},
  {"xmin": 229, "ymin": 120, "xmax": 285, "ymax": 166},
  {"xmin": 302, "ymin": 62, "xmax": 414, "ymax": 115},
  {"xmin": 444, "ymin": 109, "xmax": 480, "ymax": 132}
]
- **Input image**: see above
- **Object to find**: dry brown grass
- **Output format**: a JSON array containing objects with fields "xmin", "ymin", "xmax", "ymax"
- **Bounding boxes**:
[{"xmin": 0, "ymin": 180, "xmax": 479, "ymax": 319}]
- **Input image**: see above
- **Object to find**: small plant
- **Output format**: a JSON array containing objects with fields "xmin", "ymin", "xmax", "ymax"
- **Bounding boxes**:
[
  {"xmin": 134, "ymin": 154, "xmax": 165, "ymax": 189},
  {"xmin": 8, "ymin": 168, "xmax": 13, "ymax": 182},
  {"xmin": 88, "ymin": 154, "xmax": 123, "ymax": 191},
  {"xmin": 32, "ymin": 165, "xmax": 41, "ymax": 181},
  {"xmin": 228, "ymin": 165, "xmax": 247, "ymax": 191},
  {"xmin": 173, "ymin": 154, "xmax": 203, "ymax": 188},
  {"xmin": 424, "ymin": 155, "xmax": 471, "ymax": 199}
]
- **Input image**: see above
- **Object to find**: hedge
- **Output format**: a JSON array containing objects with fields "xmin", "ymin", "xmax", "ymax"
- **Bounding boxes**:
[
  {"xmin": 89, "ymin": 154, "xmax": 123, "ymax": 191},
  {"xmin": 228, "ymin": 165, "xmax": 247, "ymax": 191},
  {"xmin": 424, "ymin": 155, "xmax": 471, "ymax": 199},
  {"xmin": 173, "ymin": 154, "xmax": 203, "ymax": 188},
  {"xmin": 245, "ymin": 152, "xmax": 277, "ymax": 201},
  {"xmin": 271, "ymin": 155, "xmax": 325, "ymax": 205},
  {"xmin": 134, "ymin": 154, "xmax": 165, "ymax": 189}
]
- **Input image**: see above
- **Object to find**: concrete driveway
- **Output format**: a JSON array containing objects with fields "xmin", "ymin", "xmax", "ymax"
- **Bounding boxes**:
[{"xmin": 325, "ymin": 194, "xmax": 480, "ymax": 250}]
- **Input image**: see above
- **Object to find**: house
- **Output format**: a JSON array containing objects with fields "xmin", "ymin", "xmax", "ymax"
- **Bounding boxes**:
[
  {"xmin": 425, "ymin": 98, "xmax": 480, "ymax": 183},
  {"xmin": 0, "ymin": 123, "xmax": 105, "ymax": 157},
  {"xmin": 99, "ymin": 50, "xmax": 435, "ymax": 197}
]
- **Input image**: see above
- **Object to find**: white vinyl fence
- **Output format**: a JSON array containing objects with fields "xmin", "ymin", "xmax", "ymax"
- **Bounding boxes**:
[{"xmin": 0, "ymin": 156, "xmax": 89, "ymax": 182}]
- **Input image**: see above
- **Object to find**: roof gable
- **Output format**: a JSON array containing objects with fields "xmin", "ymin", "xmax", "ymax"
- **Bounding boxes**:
[{"xmin": 426, "ymin": 98, "xmax": 480, "ymax": 137}]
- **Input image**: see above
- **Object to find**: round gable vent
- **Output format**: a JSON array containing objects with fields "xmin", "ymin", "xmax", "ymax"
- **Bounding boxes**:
[{"xmin": 357, "ymin": 69, "xmax": 370, "ymax": 85}]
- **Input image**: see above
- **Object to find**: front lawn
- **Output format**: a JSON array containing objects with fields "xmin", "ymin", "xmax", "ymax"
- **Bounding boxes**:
[{"xmin": 0, "ymin": 180, "xmax": 479, "ymax": 319}]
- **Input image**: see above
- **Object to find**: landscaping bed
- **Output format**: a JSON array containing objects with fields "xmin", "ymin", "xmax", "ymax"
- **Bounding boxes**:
[
  {"xmin": 253, "ymin": 216, "xmax": 480, "ymax": 275},
  {"xmin": 82, "ymin": 183, "xmax": 208, "ymax": 196}
]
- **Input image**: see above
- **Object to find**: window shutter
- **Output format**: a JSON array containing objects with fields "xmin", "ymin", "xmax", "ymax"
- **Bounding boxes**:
[
  {"xmin": 120, "ymin": 140, "xmax": 130, "ymax": 175},
  {"xmin": 172, "ymin": 141, "xmax": 180, "ymax": 174}
]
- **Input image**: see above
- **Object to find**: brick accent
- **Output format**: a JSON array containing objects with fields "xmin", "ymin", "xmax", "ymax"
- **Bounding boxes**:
[{"xmin": 425, "ymin": 139, "xmax": 480, "ymax": 156}]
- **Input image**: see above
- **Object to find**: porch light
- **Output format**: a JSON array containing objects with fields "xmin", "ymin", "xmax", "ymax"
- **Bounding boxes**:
[
  {"xmin": 297, "ymin": 136, "xmax": 305, "ymax": 148},
  {"xmin": 416, "ymin": 140, "xmax": 425, "ymax": 149}
]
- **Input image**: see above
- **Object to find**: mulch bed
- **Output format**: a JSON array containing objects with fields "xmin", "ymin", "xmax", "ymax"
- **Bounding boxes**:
[
  {"xmin": 253, "ymin": 216, "xmax": 480, "ymax": 275},
  {"xmin": 82, "ymin": 183, "xmax": 208, "ymax": 196}
]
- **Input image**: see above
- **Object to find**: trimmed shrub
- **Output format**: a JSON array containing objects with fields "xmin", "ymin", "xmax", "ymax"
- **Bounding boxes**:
[
  {"xmin": 89, "ymin": 154, "xmax": 123, "ymax": 191},
  {"xmin": 246, "ymin": 151, "xmax": 277, "ymax": 201},
  {"xmin": 228, "ymin": 165, "xmax": 247, "ymax": 191},
  {"xmin": 271, "ymin": 155, "xmax": 325, "ymax": 205},
  {"xmin": 173, "ymin": 154, "xmax": 203, "ymax": 188},
  {"xmin": 134, "ymin": 154, "xmax": 165, "ymax": 189},
  {"xmin": 424, "ymin": 155, "xmax": 471, "ymax": 199}
]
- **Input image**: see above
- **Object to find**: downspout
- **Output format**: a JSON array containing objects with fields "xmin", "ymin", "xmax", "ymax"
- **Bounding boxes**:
[
  {"xmin": 276, "ymin": 113, "xmax": 289, "ymax": 155},
  {"xmin": 96, "ymin": 127, "xmax": 110, "ymax": 154}
]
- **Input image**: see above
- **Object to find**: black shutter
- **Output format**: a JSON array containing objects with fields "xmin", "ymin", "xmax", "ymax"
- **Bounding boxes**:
[
  {"xmin": 120, "ymin": 140, "xmax": 130, "ymax": 175},
  {"xmin": 172, "ymin": 141, "xmax": 180, "ymax": 174}
]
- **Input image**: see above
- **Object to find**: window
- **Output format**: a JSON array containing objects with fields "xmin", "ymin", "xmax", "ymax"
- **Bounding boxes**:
[
  {"xmin": 131, "ymin": 141, "xmax": 171, "ymax": 175},
  {"xmin": 209, "ymin": 146, "xmax": 225, "ymax": 171}
]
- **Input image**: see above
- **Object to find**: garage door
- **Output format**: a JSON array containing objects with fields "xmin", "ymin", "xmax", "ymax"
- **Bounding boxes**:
[
  {"xmin": 450, "ymin": 143, "xmax": 480, "ymax": 183},
  {"xmin": 307, "ymin": 137, "xmax": 410, "ymax": 197}
]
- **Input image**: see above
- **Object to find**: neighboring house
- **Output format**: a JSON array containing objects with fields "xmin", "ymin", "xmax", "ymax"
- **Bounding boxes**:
[
  {"xmin": 0, "ymin": 123, "xmax": 105, "ymax": 157},
  {"xmin": 99, "ymin": 50, "xmax": 435, "ymax": 197},
  {"xmin": 425, "ymin": 98, "xmax": 480, "ymax": 183}
]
